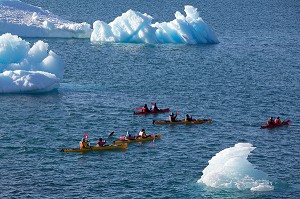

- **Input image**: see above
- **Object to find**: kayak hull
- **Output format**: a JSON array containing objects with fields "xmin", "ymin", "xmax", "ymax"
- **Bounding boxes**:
[
  {"xmin": 261, "ymin": 120, "xmax": 290, "ymax": 129},
  {"xmin": 114, "ymin": 134, "xmax": 162, "ymax": 145},
  {"xmin": 61, "ymin": 143, "xmax": 127, "ymax": 152},
  {"xmin": 153, "ymin": 118, "xmax": 212, "ymax": 125},
  {"xmin": 134, "ymin": 108, "xmax": 170, "ymax": 115}
]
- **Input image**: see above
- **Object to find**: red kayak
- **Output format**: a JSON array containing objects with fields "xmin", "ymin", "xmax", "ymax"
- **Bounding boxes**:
[
  {"xmin": 134, "ymin": 108, "xmax": 170, "ymax": 115},
  {"xmin": 261, "ymin": 120, "xmax": 290, "ymax": 129}
]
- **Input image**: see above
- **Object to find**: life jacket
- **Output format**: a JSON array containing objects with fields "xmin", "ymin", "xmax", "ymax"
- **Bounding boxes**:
[
  {"xmin": 274, "ymin": 119, "xmax": 281, "ymax": 124},
  {"xmin": 139, "ymin": 131, "xmax": 144, "ymax": 137},
  {"xmin": 80, "ymin": 141, "xmax": 88, "ymax": 149},
  {"xmin": 119, "ymin": 136, "xmax": 126, "ymax": 140},
  {"xmin": 97, "ymin": 140, "xmax": 106, "ymax": 146}
]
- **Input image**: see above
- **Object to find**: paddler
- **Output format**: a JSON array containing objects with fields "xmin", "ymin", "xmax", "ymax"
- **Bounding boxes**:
[
  {"xmin": 138, "ymin": 129, "xmax": 148, "ymax": 138},
  {"xmin": 185, "ymin": 114, "xmax": 193, "ymax": 121},
  {"xmin": 142, "ymin": 104, "xmax": 150, "ymax": 113},
  {"xmin": 79, "ymin": 138, "xmax": 90, "ymax": 149},
  {"xmin": 152, "ymin": 103, "xmax": 159, "ymax": 111},
  {"xmin": 96, "ymin": 137, "xmax": 107, "ymax": 146},
  {"xmin": 267, "ymin": 117, "xmax": 274, "ymax": 125},
  {"xmin": 169, "ymin": 112, "xmax": 177, "ymax": 122},
  {"xmin": 274, "ymin": 117, "xmax": 281, "ymax": 124}
]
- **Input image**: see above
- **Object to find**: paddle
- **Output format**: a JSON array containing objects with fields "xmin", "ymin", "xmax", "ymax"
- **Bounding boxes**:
[
  {"xmin": 136, "ymin": 107, "xmax": 142, "ymax": 110},
  {"xmin": 108, "ymin": 131, "xmax": 114, "ymax": 138}
]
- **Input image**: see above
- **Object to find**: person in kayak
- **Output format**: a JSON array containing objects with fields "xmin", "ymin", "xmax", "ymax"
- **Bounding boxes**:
[
  {"xmin": 125, "ymin": 131, "xmax": 135, "ymax": 140},
  {"xmin": 79, "ymin": 138, "xmax": 90, "ymax": 149},
  {"xmin": 267, "ymin": 117, "xmax": 274, "ymax": 125},
  {"xmin": 152, "ymin": 103, "xmax": 159, "ymax": 111},
  {"xmin": 138, "ymin": 129, "xmax": 148, "ymax": 138},
  {"xmin": 185, "ymin": 114, "xmax": 193, "ymax": 121},
  {"xmin": 142, "ymin": 104, "xmax": 150, "ymax": 113},
  {"xmin": 169, "ymin": 112, "xmax": 177, "ymax": 122},
  {"xmin": 274, "ymin": 117, "xmax": 281, "ymax": 124},
  {"xmin": 96, "ymin": 138, "xmax": 107, "ymax": 146}
]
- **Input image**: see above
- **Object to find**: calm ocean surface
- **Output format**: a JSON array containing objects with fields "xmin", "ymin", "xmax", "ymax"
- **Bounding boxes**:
[{"xmin": 1, "ymin": 0, "xmax": 300, "ymax": 198}]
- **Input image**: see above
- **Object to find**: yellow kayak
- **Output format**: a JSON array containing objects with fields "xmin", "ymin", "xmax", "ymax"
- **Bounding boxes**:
[
  {"xmin": 153, "ymin": 118, "xmax": 212, "ymax": 125},
  {"xmin": 61, "ymin": 143, "xmax": 127, "ymax": 152},
  {"xmin": 114, "ymin": 134, "xmax": 162, "ymax": 145}
]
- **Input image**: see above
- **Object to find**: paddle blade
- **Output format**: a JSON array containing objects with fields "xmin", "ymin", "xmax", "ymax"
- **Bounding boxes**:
[
  {"xmin": 108, "ymin": 131, "xmax": 114, "ymax": 137},
  {"xmin": 151, "ymin": 134, "xmax": 155, "ymax": 139},
  {"xmin": 84, "ymin": 133, "xmax": 89, "ymax": 139},
  {"xmin": 136, "ymin": 107, "xmax": 142, "ymax": 110}
]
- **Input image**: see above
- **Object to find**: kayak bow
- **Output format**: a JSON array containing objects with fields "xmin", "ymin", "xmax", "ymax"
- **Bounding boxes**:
[{"xmin": 61, "ymin": 143, "xmax": 127, "ymax": 152}]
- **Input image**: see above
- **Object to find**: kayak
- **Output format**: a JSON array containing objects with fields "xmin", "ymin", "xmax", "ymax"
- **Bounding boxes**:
[
  {"xmin": 114, "ymin": 134, "xmax": 162, "ymax": 145},
  {"xmin": 61, "ymin": 143, "xmax": 127, "ymax": 152},
  {"xmin": 134, "ymin": 108, "xmax": 170, "ymax": 115},
  {"xmin": 261, "ymin": 120, "xmax": 290, "ymax": 129},
  {"xmin": 153, "ymin": 118, "xmax": 212, "ymax": 125}
]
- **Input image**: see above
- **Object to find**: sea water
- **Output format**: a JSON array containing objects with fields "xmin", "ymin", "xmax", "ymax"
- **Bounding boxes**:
[{"xmin": 0, "ymin": 0, "xmax": 300, "ymax": 198}]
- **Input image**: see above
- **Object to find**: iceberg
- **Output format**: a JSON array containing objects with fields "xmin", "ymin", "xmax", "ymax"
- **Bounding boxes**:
[
  {"xmin": 91, "ymin": 5, "xmax": 219, "ymax": 44},
  {"xmin": 0, "ymin": 33, "xmax": 64, "ymax": 93},
  {"xmin": 198, "ymin": 143, "xmax": 274, "ymax": 192},
  {"xmin": 0, "ymin": 1, "xmax": 218, "ymax": 44},
  {"xmin": 0, "ymin": 0, "xmax": 92, "ymax": 38}
]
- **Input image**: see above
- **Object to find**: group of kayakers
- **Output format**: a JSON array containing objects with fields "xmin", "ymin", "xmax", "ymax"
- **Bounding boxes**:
[
  {"xmin": 266, "ymin": 117, "xmax": 281, "ymax": 125},
  {"xmin": 79, "ymin": 128, "xmax": 152, "ymax": 149}
]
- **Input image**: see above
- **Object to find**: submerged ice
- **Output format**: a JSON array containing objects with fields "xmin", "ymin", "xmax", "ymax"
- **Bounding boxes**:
[
  {"xmin": 0, "ymin": 33, "xmax": 64, "ymax": 93},
  {"xmin": 91, "ymin": 5, "xmax": 219, "ymax": 44},
  {"xmin": 0, "ymin": 0, "xmax": 92, "ymax": 38},
  {"xmin": 198, "ymin": 143, "xmax": 274, "ymax": 192}
]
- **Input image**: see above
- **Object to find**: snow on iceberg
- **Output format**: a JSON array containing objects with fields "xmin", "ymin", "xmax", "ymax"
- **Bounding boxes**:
[
  {"xmin": 0, "ymin": 0, "xmax": 92, "ymax": 38},
  {"xmin": 0, "ymin": 33, "xmax": 64, "ymax": 93},
  {"xmin": 197, "ymin": 143, "xmax": 274, "ymax": 192},
  {"xmin": 91, "ymin": 5, "xmax": 219, "ymax": 44}
]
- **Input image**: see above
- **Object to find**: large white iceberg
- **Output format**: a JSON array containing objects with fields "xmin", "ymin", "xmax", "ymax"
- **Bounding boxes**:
[
  {"xmin": 0, "ymin": 1, "xmax": 218, "ymax": 44},
  {"xmin": 198, "ymin": 143, "xmax": 274, "ymax": 192},
  {"xmin": 0, "ymin": 0, "xmax": 92, "ymax": 38},
  {"xmin": 0, "ymin": 33, "xmax": 64, "ymax": 93},
  {"xmin": 91, "ymin": 5, "xmax": 219, "ymax": 44}
]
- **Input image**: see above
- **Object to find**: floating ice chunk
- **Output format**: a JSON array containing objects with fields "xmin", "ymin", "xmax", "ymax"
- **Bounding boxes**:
[
  {"xmin": 0, "ymin": 0, "xmax": 92, "ymax": 38},
  {"xmin": 198, "ymin": 143, "xmax": 274, "ymax": 191},
  {"xmin": 0, "ymin": 33, "xmax": 64, "ymax": 93},
  {"xmin": 91, "ymin": 5, "xmax": 219, "ymax": 44},
  {"xmin": 91, "ymin": 9, "xmax": 158, "ymax": 44},
  {"xmin": 0, "ymin": 70, "xmax": 60, "ymax": 93}
]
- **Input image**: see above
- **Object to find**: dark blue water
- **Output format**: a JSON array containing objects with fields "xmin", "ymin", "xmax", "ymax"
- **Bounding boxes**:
[{"xmin": 1, "ymin": 0, "xmax": 300, "ymax": 198}]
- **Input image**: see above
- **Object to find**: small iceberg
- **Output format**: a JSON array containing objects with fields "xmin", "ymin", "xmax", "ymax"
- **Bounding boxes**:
[
  {"xmin": 0, "ymin": 33, "xmax": 64, "ymax": 93},
  {"xmin": 198, "ymin": 143, "xmax": 274, "ymax": 192}
]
